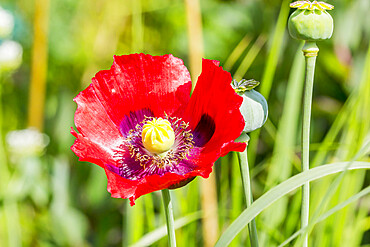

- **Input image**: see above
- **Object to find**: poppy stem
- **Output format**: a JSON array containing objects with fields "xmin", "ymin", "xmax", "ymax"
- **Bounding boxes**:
[
  {"xmin": 301, "ymin": 41, "xmax": 319, "ymax": 247},
  {"xmin": 161, "ymin": 189, "xmax": 176, "ymax": 247},
  {"xmin": 122, "ymin": 200, "xmax": 130, "ymax": 247},
  {"xmin": 237, "ymin": 134, "xmax": 259, "ymax": 247}
]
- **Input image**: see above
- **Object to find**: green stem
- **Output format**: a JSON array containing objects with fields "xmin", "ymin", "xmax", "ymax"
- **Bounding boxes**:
[
  {"xmin": 301, "ymin": 41, "xmax": 318, "ymax": 247},
  {"xmin": 162, "ymin": 189, "xmax": 176, "ymax": 247},
  {"xmin": 122, "ymin": 200, "xmax": 129, "ymax": 247},
  {"xmin": 237, "ymin": 134, "xmax": 259, "ymax": 247}
]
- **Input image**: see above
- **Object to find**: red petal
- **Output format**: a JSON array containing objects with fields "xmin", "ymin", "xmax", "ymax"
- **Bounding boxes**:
[
  {"xmin": 72, "ymin": 84, "xmax": 124, "ymax": 167},
  {"xmin": 73, "ymin": 84, "xmax": 122, "ymax": 144},
  {"xmin": 92, "ymin": 54, "xmax": 192, "ymax": 126},
  {"xmin": 71, "ymin": 128, "xmax": 120, "ymax": 168},
  {"xmin": 184, "ymin": 59, "xmax": 246, "ymax": 160},
  {"xmin": 72, "ymin": 54, "xmax": 192, "ymax": 170},
  {"xmin": 103, "ymin": 58, "xmax": 246, "ymax": 206},
  {"xmin": 105, "ymin": 167, "xmax": 205, "ymax": 206},
  {"xmin": 71, "ymin": 54, "xmax": 245, "ymax": 206}
]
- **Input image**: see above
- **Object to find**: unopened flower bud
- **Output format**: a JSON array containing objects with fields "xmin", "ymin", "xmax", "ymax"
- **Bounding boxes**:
[
  {"xmin": 232, "ymin": 79, "xmax": 268, "ymax": 133},
  {"xmin": 288, "ymin": 1, "xmax": 334, "ymax": 41}
]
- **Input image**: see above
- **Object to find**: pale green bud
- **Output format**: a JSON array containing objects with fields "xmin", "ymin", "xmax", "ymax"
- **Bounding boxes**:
[
  {"xmin": 232, "ymin": 79, "xmax": 268, "ymax": 133},
  {"xmin": 288, "ymin": 1, "xmax": 334, "ymax": 41}
]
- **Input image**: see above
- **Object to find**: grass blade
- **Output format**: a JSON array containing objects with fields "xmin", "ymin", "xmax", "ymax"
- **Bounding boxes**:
[
  {"xmin": 260, "ymin": 0, "xmax": 290, "ymax": 99},
  {"xmin": 247, "ymin": 0, "xmax": 291, "ymax": 170},
  {"xmin": 215, "ymin": 161, "xmax": 370, "ymax": 247},
  {"xmin": 233, "ymin": 34, "xmax": 266, "ymax": 81},
  {"xmin": 278, "ymin": 186, "xmax": 370, "ymax": 247},
  {"xmin": 224, "ymin": 35, "xmax": 252, "ymax": 71},
  {"xmin": 130, "ymin": 211, "xmax": 202, "ymax": 247},
  {"xmin": 260, "ymin": 43, "xmax": 305, "ymax": 246}
]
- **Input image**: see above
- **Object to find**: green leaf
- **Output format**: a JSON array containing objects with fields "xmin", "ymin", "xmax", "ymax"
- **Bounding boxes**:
[{"xmin": 215, "ymin": 162, "xmax": 370, "ymax": 247}]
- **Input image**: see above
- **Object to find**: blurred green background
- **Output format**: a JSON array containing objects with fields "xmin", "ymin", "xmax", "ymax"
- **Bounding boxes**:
[{"xmin": 0, "ymin": 0, "xmax": 369, "ymax": 246}]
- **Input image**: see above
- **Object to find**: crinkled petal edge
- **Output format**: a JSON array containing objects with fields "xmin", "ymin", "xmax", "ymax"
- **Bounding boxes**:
[{"xmin": 105, "ymin": 165, "xmax": 211, "ymax": 206}]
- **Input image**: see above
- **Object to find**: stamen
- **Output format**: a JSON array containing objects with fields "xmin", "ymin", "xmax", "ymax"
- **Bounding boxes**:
[{"xmin": 119, "ymin": 115, "xmax": 195, "ymax": 172}]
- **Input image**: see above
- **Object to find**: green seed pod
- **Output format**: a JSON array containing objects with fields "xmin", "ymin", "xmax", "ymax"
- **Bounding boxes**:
[
  {"xmin": 288, "ymin": 1, "xmax": 334, "ymax": 41},
  {"xmin": 232, "ymin": 79, "xmax": 268, "ymax": 133},
  {"xmin": 240, "ymin": 89, "xmax": 268, "ymax": 133}
]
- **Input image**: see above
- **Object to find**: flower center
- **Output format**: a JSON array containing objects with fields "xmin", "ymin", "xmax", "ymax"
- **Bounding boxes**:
[
  {"xmin": 114, "ymin": 114, "xmax": 195, "ymax": 177},
  {"xmin": 142, "ymin": 118, "xmax": 175, "ymax": 155}
]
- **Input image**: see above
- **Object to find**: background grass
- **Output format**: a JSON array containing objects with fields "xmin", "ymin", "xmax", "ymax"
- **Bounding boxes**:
[{"xmin": 0, "ymin": 0, "xmax": 369, "ymax": 246}]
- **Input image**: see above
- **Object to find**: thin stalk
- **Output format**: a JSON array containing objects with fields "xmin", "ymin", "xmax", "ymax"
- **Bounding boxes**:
[
  {"xmin": 28, "ymin": 0, "xmax": 50, "ymax": 130},
  {"xmin": 122, "ymin": 200, "xmax": 129, "ymax": 247},
  {"xmin": 162, "ymin": 189, "xmax": 176, "ymax": 247},
  {"xmin": 247, "ymin": 0, "xmax": 290, "ymax": 171},
  {"xmin": 300, "ymin": 41, "xmax": 319, "ymax": 247},
  {"xmin": 237, "ymin": 135, "xmax": 259, "ymax": 247}
]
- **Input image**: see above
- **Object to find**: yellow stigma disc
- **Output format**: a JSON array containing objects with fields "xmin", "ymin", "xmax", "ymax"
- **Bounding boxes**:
[{"xmin": 142, "ymin": 118, "xmax": 175, "ymax": 154}]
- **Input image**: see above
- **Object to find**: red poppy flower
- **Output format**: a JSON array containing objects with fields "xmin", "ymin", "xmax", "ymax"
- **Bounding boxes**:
[{"xmin": 71, "ymin": 54, "xmax": 246, "ymax": 205}]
